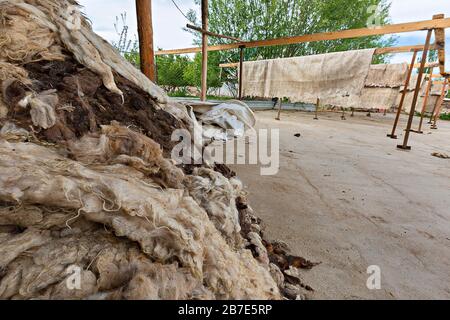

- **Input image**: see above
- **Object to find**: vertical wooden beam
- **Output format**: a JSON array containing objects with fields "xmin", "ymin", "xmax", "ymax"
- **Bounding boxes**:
[
  {"xmin": 398, "ymin": 29, "xmax": 433, "ymax": 150},
  {"xmin": 432, "ymin": 14, "xmax": 446, "ymax": 75},
  {"xmin": 238, "ymin": 46, "xmax": 245, "ymax": 100},
  {"xmin": 200, "ymin": 0, "xmax": 208, "ymax": 101},
  {"xmin": 431, "ymin": 78, "xmax": 448, "ymax": 129},
  {"xmin": 136, "ymin": 0, "xmax": 156, "ymax": 82},
  {"xmin": 388, "ymin": 50, "xmax": 418, "ymax": 139},
  {"xmin": 275, "ymin": 99, "xmax": 282, "ymax": 121},
  {"xmin": 416, "ymin": 67, "xmax": 434, "ymax": 133},
  {"xmin": 314, "ymin": 98, "xmax": 320, "ymax": 120}
]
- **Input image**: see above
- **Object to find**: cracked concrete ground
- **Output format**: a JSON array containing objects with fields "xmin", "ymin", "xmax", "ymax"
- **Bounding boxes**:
[{"xmin": 231, "ymin": 110, "xmax": 450, "ymax": 300}]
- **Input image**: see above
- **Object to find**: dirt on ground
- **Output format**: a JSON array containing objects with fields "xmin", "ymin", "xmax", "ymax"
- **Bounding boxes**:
[{"xmin": 231, "ymin": 110, "xmax": 450, "ymax": 300}]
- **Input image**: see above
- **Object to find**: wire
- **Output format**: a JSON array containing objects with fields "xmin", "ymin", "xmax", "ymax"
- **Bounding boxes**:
[{"xmin": 171, "ymin": 0, "xmax": 195, "ymax": 24}]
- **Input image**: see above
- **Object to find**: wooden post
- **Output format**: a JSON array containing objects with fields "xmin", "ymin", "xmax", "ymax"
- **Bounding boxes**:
[
  {"xmin": 398, "ymin": 29, "xmax": 433, "ymax": 150},
  {"xmin": 416, "ymin": 67, "xmax": 434, "ymax": 133},
  {"xmin": 238, "ymin": 46, "xmax": 245, "ymax": 100},
  {"xmin": 341, "ymin": 108, "xmax": 346, "ymax": 120},
  {"xmin": 275, "ymin": 99, "xmax": 282, "ymax": 121},
  {"xmin": 388, "ymin": 50, "xmax": 418, "ymax": 139},
  {"xmin": 200, "ymin": 0, "xmax": 208, "ymax": 101},
  {"xmin": 314, "ymin": 98, "xmax": 320, "ymax": 120},
  {"xmin": 431, "ymin": 78, "xmax": 448, "ymax": 129},
  {"xmin": 432, "ymin": 14, "xmax": 446, "ymax": 75},
  {"xmin": 136, "ymin": 0, "xmax": 156, "ymax": 82}
]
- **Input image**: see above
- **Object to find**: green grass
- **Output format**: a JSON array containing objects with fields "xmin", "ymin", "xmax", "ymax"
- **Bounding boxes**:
[{"xmin": 414, "ymin": 112, "xmax": 450, "ymax": 121}]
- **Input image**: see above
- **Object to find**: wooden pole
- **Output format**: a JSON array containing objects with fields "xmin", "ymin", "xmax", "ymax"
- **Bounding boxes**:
[
  {"xmin": 398, "ymin": 29, "xmax": 433, "ymax": 150},
  {"xmin": 388, "ymin": 50, "xmax": 418, "ymax": 139},
  {"xmin": 314, "ymin": 98, "xmax": 320, "ymax": 120},
  {"xmin": 156, "ymin": 17, "xmax": 450, "ymax": 56},
  {"xmin": 431, "ymin": 78, "xmax": 448, "ymax": 129},
  {"xmin": 200, "ymin": 0, "xmax": 208, "ymax": 101},
  {"xmin": 136, "ymin": 0, "xmax": 156, "ymax": 82},
  {"xmin": 432, "ymin": 14, "xmax": 446, "ymax": 75},
  {"xmin": 416, "ymin": 67, "xmax": 434, "ymax": 133},
  {"xmin": 275, "ymin": 99, "xmax": 282, "ymax": 121},
  {"xmin": 238, "ymin": 46, "xmax": 245, "ymax": 100}
]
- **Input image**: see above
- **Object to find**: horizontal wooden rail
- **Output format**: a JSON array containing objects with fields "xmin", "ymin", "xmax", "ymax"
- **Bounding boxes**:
[
  {"xmin": 218, "ymin": 45, "xmax": 439, "ymax": 68},
  {"xmin": 156, "ymin": 17, "xmax": 450, "ymax": 56}
]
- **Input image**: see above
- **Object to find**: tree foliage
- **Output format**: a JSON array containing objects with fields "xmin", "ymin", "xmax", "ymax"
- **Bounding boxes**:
[
  {"xmin": 182, "ymin": 51, "xmax": 223, "ymax": 89},
  {"xmin": 156, "ymin": 55, "xmax": 190, "ymax": 92},
  {"xmin": 187, "ymin": 0, "xmax": 396, "ymax": 64}
]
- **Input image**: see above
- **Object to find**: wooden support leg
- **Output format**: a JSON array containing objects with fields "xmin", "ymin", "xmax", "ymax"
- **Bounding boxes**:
[
  {"xmin": 429, "ymin": 98, "xmax": 439, "ymax": 124},
  {"xmin": 416, "ymin": 67, "xmax": 434, "ymax": 133},
  {"xmin": 341, "ymin": 108, "xmax": 346, "ymax": 120},
  {"xmin": 314, "ymin": 98, "xmax": 320, "ymax": 120},
  {"xmin": 200, "ymin": 0, "xmax": 208, "ymax": 101},
  {"xmin": 351, "ymin": 107, "xmax": 354, "ymax": 117},
  {"xmin": 275, "ymin": 99, "xmax": 282, "ymax": 121},
  {"xmin": 431, "ymin": 78, "xmax": 448, "ymax": 129},
  {"xmin": 238, "ymin": 46, "xmax": 245, "ymax": 100},
  {"xmin": 398, "ymin": 29, "xmax": 433, "ymax": 150},
  {"xmin": 388, "ymin": 50, "xmax": 418, "ymax": 139}
]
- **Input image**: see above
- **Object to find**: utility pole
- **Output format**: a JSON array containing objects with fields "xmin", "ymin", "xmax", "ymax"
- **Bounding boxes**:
[
  {"xmin": 136, "ymin": 0, "xmax": 156, "ymax": 82},
  {"xmin": 201, "ymin": 0, "xmax": 208, "ymax": 101}
]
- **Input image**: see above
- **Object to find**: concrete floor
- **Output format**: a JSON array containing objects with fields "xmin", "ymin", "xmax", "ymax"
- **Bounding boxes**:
[{"xmin": 231, "ymin": 110, "xmax": 450, "ymax": 300}]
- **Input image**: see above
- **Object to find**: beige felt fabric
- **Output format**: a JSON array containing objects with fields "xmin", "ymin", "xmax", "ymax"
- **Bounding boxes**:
[
  {"xmin": 242, "ymin": 49, "xmax": 376, "ymax": 107},
  {"xmin": 364, "ymin": 63, "xmax": 408, "ymax": 88}
]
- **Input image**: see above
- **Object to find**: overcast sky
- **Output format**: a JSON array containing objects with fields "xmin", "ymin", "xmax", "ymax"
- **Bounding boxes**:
[{"xmin": 78, "ymin": 0, "xmax": 450, "ymax": 68}]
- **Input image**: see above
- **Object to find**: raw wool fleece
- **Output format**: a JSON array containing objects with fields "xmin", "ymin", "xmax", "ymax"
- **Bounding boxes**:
[
  {"xmin": 0, "ymin": 0, "xmax": 167, "ymax": 104},
  {"xmin": 0, "ymin": 0, "xmax": 312, "ymax": 300},
  {"xmin": 68, "ymin": 122, "xmax": 185, "ymax": 189},
  {"xmin": 0, "ymin": 138, "xmax": 280, "ymax": 299},
  {"xmin": 186, "ymin": 168, "xmax": 243, "ymax": 247}
]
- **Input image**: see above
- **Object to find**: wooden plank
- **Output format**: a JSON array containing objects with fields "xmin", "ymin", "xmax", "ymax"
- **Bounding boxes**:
[
  {"xmin": 219, "ymin": 62, "xmax": 239, "ymax": 68},
  {"xmin": 238, "ymin": 46, "xmax": 244, "ymax": 100},
  {"xmin": 156, "ymin": 17, "xmax": 450, "ymax": 55},
  {"xmin": 417, "ymin": 67, "xmax": 434, "ymax": 132},
  {"xmin": 388, "ymin": 50, "xmax": 418, "ymax": 139},
  {"xmin": 431, "ymin": 78, "xmax": 449, "ymax": 128},
  {"xmin": 136, "ymin": 0, "xmax": 156, "ymax": 81},
  {"xmin": 200, "ymin": 0, "xmax": 208, "ymax": 101},
  {"xmin": 398, "ymin": 30, "xmax": 433, "ymax": 149},
  {"xmin": 220, "ymin": 54, "xmax": 438, "ymax": 70},
  {"xmin": 186, "ymin": 24, "xmax": 242, "ymax": 42},
  {"xmin": 374, "ymin": 43, "xmax": 436, "ymax": 54},
  {"xmin": 413, "ymin": 62, "xmax": 439, "ymax": 69},
  {"xmin": 433, "ymin": 14, "xmax": 446, "ymax": 75}
]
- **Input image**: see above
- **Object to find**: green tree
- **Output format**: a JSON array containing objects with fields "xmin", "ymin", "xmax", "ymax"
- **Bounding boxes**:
[
  {"xmin": 186, "ymin": 0, "xmax": 396, "ymax": 64},
  {"xmin": 183, "ymin": 51, "xmax": 223, "ymax": 90},
  {"xmin": 156, "ymin": 55, "xmax": 191, "ymax": 93}
]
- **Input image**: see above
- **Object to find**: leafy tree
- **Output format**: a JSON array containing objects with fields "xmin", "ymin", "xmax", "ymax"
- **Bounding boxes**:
[
  {"xmin": 156, "ymin": 55, "xmax": 191, "ymax": 92},
  {"xmin": 182, "ymin": 51, "xmax": 223, "ymax": 90},
  {"xmin": 186, "ymin": 0, "xmax": 396, "ymax": 65}
]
